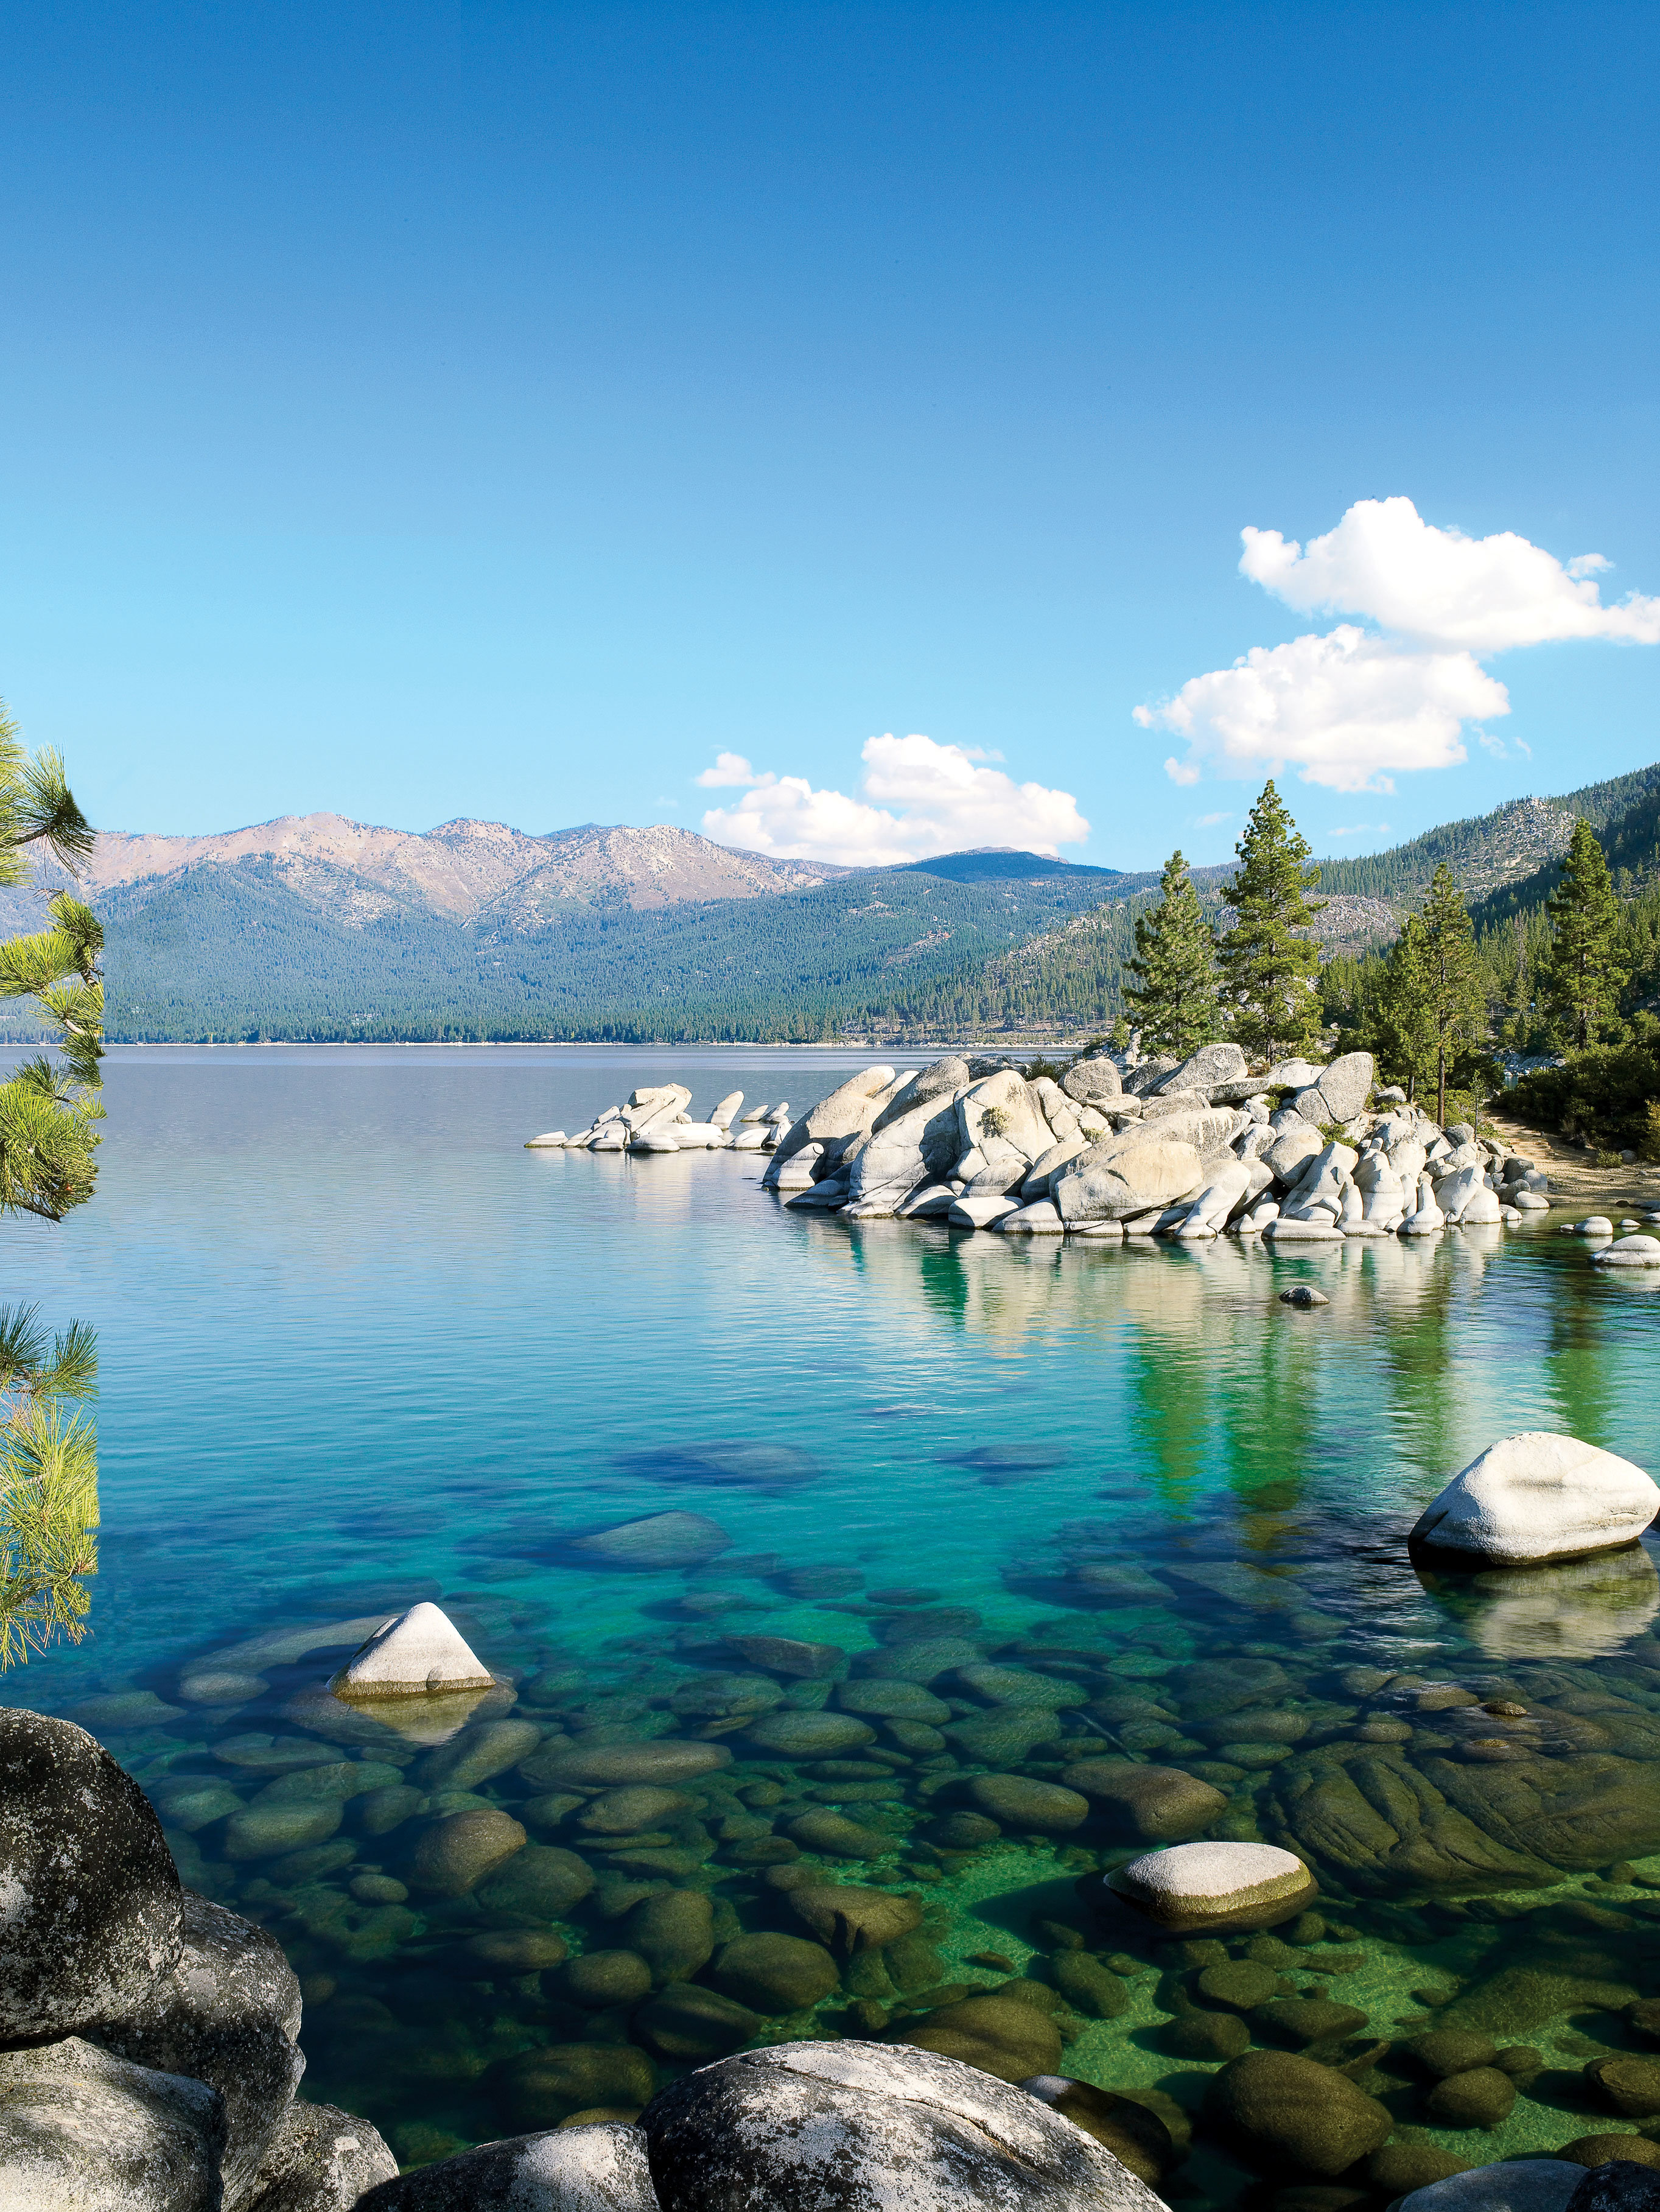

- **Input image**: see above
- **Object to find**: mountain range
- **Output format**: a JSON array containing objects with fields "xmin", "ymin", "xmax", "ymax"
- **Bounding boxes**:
[{"xmin": 3, "ymin": 762, "xmax": 1656, "ymax": 1043}]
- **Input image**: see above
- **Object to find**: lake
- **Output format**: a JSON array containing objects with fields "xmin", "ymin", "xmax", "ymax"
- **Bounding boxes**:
[{"xmin": 12, "ymin": 1045, "xmax": 1660, "ymax": 2193}]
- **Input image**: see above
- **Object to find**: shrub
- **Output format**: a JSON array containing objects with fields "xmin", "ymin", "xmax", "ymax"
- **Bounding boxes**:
[{"xmin": 1509, "ymin": 1017, "xmax": 1660, "ymax": 1154}]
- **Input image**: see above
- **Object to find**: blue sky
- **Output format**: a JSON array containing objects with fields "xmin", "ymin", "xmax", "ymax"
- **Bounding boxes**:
[{"xmin": 4, "ymin": 2, "xmax": 1658, "ymax": 870}]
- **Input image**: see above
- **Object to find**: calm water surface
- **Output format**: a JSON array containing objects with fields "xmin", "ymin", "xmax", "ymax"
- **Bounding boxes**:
[{"xmin": 12, "ymin": 1048, "xmax": 1660, "ymax": 2192}]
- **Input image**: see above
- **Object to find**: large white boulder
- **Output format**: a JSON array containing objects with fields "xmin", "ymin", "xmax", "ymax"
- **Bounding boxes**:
[
  {"xmin": 956, "ymin": 1070, "xmax": 1052, "ymax": 1164},
  {"xmin": 1289, "ymin": 1050, "xmax": 1375, "ymax": 1125},
  {"xmin": 1594, "ymin": 1235, "xmax": 1660, "ymax": 1267},
  {"xmin": 1409, "ymin": 1432, "xmax": 1660, "ymax": 1566},
  {"xmin": 771, "ymin": 1067, "xmax": 898, "ymax": 1168},
  {"xmin": 1061, "ymin": 1056, "xmax": 1124, "ymax": 1105},
  {"xmin": 1158, "ymin": 1041, "xmax": 1246, "ymax": 1095},
  {"xmin": 329, "ymin": 1603, "xmax": 494, "ymax": 1699},
  {"xmin": 708, "ymin": 1091, "xmax": 744, "ymax": 1130},
  {"xmin": 639, "ymin": 2042, "xmax": 1168, "ymax": 2212}
]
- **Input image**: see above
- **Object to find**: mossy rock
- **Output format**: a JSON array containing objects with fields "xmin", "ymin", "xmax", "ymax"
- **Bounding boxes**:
[
  {"xmin": 900, "ymin": 1994, "xmax": 1062, "ymax": 2082},
  {"xmin": 1203, "ymin": 2050, "xmax": 1392, "ymax": 2176},
  {"xmin": 1425, "ymin": 2067, "xmax": 1517, "ymax": 2128},
  {"xmin": 1051, "ymin": 1951, "xmax": 1129, "ymax": 2020},
  {"xmin": 634, "ymin": 1981, "xmax": 762, "ymax": 2060},
  {"xmin": 967, "ymin": 1776, "xmax": 1088, "ymax": 1832},
  {"xmin": 494, "ymin": 2042, "xmax": 656, "ymax": 2128},
  {"xmin": 1441, "ymin": 1966, "xmax": 1639, "ymax": 2034},
  {"xmin": 1165, "ymin": 2009, "xmax": 1250, "ymax": 2061},
  {"xmin": 624, "ymin": 1889, "xmax": 715, "ymax": 1984},
  {"xmin": 1586, "ymin": 2056, "xmax": 1660, "ymax": 2119},
  {"xmin": 1197, "ymin": 1961, "xmax": 1280, "ymax": 2012},
  {"xmin": 1409, "ymin": 2031, "xmax": 1500, "ymax": 2077},
  {"xmin": 746, "ymin": 1712, "xmax": 874, "ymax": 1757},
  {"xmin": 223, "ymin": 1802, "xmax": 344, "ymax": 1862},
  {"xmin": 1253, "ymin": 1997, "xmax": 1368, "ymax": 2047},
  {"xmin": 556, "ymin": 1949, "xmax": 653, "ymax": 2009},
  {"xmin": 1560, "ymin": 2135, "xmax": 1660, "ymax": 2169},
  {"xmin": 786, "ymin": 1810, "xmax": 894, "ymax": 1861},
  {"xmin": 1365, "ymin": 2144, "xmax": 1473, "ymax": 2193},
  {"xmin": 461, "ymin": 1928, "xmax": 569, "ymax": 1972},
  {"xmin": 1021, "ymin": 2080, "xmax": 1174, "ymax": 2183},
  {"xmin": 711, "ymin": 1933, "xmax": 839, "ymax": 2014},
  {"xmin": 1169, "ymin": 1660, "xmax": 1291, "ymax": 1721},
  {"xmin": 471, "ymin": 1841, "xmax": 589, "ymax": 1920}
]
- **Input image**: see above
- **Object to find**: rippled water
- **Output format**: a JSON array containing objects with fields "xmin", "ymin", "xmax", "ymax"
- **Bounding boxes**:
[{"xmin": 12, "ymin": 1047, "xmax": 1660, "ymax": 2193}]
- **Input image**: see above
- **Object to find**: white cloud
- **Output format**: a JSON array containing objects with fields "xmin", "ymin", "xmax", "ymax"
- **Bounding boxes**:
[
  {"xmin": 1140, "ymin": 626, "xmax": 1509, "ymax": 794},
  {"xmin": 699, "ymin": 732, "xmax": 1089, "ymax": 868},
  {"xmin": 1239, "ymin": 496, "xmax": 1660, "ymax": 651},
  {"xmin": 1195, "ymin": 810, "xmax": 1232, "ymax": 826},
  {"xmin": 1330, "ymin": 822, "xmax": 1392, "ymax": 838},
  {"xmin": 1147, "ymin": 496, "xmax": 1660, "ymax": 792},
  {"xmin": 695, "ymin": 751, "xmax": 761, "ymax": 788}
]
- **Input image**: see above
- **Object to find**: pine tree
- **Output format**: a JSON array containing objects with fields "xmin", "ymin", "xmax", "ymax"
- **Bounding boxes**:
[
  {"xmin": 1544, "ymin": 818, "xmax": 1627, "ymax": 1049},
  {"xmin": 1121, "ymin": 849, "xmax": 1221, "ymax": 1055},
  {"xmin": 1415, "ymin": 863, "xmax": 1489, "ymax": 1126},
  {"xmin": 0, "ymin": 701, "xmax": 102, "ymax": 1666},
  {"xmin": 1367, "ymin": 918, "xmax": 1434, "ymax": 1104},
  {"xmin": 1219, "ymin": 780, "xmax": 1325, "ymax": 1061}
]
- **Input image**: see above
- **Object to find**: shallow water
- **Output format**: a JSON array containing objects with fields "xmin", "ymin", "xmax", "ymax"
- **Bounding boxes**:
[{"xmin": 12, "ymin": 1047, "xmax": 1660, "ymax": 2192}]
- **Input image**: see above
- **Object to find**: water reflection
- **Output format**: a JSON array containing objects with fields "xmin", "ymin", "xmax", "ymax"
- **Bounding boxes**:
[{"xmin": 1417, "ymin": 1542, "xmax": 1660, "ymax": 1659}]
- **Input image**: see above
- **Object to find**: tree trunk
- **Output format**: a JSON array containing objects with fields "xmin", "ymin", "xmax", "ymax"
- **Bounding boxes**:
[{"xmin": 1437, "ymin": 1042, "xmax": 1447, "ymax": 1129}]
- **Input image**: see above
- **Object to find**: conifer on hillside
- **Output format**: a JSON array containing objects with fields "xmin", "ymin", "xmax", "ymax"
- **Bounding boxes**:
[
  {"xmin": 1121, "ymin": 849, "xmax": 1220, "ymax": 1055},
  {"xmin": 1544, "ymin": 818, "xmax": 1628, "ymax": 1048},
  {"xmin": 1218, "ymin": 781, "xmax": 1325, "ymax": 1061},
  {"xmin": 1415, "ymin": 864, "xmax": 1489, "ymax": 1126}
]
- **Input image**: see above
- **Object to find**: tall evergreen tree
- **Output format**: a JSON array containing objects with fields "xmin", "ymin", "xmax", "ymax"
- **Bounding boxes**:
[
  {"xmin": 0, "ymin": 703, "xmax": 102, "ymax": 1666},
  {"xmin": 1219, "ymin": 780, "xmax": 1325, "ymax": 1061},
  {"xmin": 1544, "ymin": 818, "xmax": 1627, "ymax": 1048},
  {"xmin": 1367, "ymin": 918, "xmax": 1434, "ymax": 1104},
  {"xmin": 1415, "ymin": 863, "xmax": 1488, "ymax": 1126},
  {"xmin": 1122, "ymin": 849, "xmax": 1220, "ymax": 1055}
]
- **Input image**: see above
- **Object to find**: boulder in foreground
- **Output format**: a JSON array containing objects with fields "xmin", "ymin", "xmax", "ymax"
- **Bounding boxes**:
[
  {"xmin": 639, "ymin": 2040, "xmax": 1169, "ymax": 2210},
  {"xmin": 1409, "ymin": 1433, "xmax": 1660, "ymax": 1566},
  {"xmin": 357, "ymin": 2121, "xmax": 656, "ymax": 2210},
  {"xmin": 329, "ymin": 1603, "xmax": 494, "ymax": 1698}
]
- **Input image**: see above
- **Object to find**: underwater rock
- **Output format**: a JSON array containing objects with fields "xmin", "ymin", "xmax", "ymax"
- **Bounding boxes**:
[
  {"xmin": 954, "ymin": 1664, "xmax": 1088, "ymax": 1708},
  {"xmin": 146, "ymin": 1777, "xmax": 245, "ymax": 1834},
  {"xmin": 521, "ymin": 1741, "xmax": 732, "ymax": 1788},
  {"xmin": 1050, "ymin": 1953, "xmax": 1129, "ymax": 2018},
  {"xmin": 575, "ymin": 1786, "xmax": 696, "ymax": 1836},
  {"xmin": 626, "ymin": 1890, "xmax": 715, "ymax": 1985},
  {"xmin": 1438, "ymin": 1967, "xmax": 1639, "ymax": 2036},
  {"xmin": 747, "ymin": 1712, "xmax": 875, "ymax": 1756},
  {"xmin": 558, "ymin": 1950, "xmax": 654, "ymax": 2009},
  {"xmin": 640, "ymin": 2041, "xmax": 1166, "ymax": 2211},
  {"xmin": 1267, "ymin": 1744, "xmax": 1557, "ymax": 1891},
  {"xmin": 0, "ymin": 2035, "xmax": 224, "ymax": 2212},
  {"xmin": 1108, "ymin": 1840, "xmax": 1315, "ymax": 1934},
  {"xmin": 407, "ymin": 1810, "xmax": 527, "ymax": 1897},
  {"xmin": 1019, "ymin": 2077, "xmax": 1173, "ymax": 2183},
  {"xmin": 670, "ymin": 1672, "xmax": 785, "ymax": 1719},
  {"xmin": 1165, "ymin": 2010, "xmax": 1250, "ymax": 2060},
  {"xmin": 1203, "ymin": 2050, "xmax": 1392, "ymax": 2176},
  {"xmin": 650, "ymin": 1441, "xmax": 821, "ymax": 1488},
  {"xmin": 710, "ymin": 1933, "xmax": 840, "ymax": 2013},
  {"xmin": 837, "ymin": 1681, "xmax": 953, "ymax": 1722},
  {"xmin": 1409, "ymin": 1434, "xmax": 1660, "ymax": 1567},
  {"xmin": 728, "ymin": 1636, "xmax": 844, "ymax": 1679},
  {"xmin": 460, "ymin": 1929, "xmax": 569, "ymax": 1972},
  {"xmin": 1063, "ymin": 1762, "xmax": 1228, "ymax": 1842},
  {"xmin": 418, "ymin": 1719, "xmax": 543, "ymax": 1794},
  {"xmin": 1419, "ymin": 1549, "xmax": 1660, "ymax": 1663},
  {"xmin": 1587, "ymin": 2057, "xmax": 1660, "ymax": 2119},
  {"xmin": 945, "ymin": 1710, "xmax": 1067, "ymax": 1763},
  {"xmin": 475, "ymin": 1844, "xmax": 594, "ymax": 1923},
  {"xmin": 858, "ymin": 1637, "xmax": 984, "ymax": 1683},
  {"xmin": 1412, "ymin": 2032, "xmax": 1501, "ymax": 2076},
  {"xmin": 1167, "ymin": 1659, "xmax": 1290, "ymax": 1720},
  {"xmin": 1367, "ymin": 2145, "xmax": 1474, "ymax": 2194},
  {"xmin": 355, "ymin": 2123, "xmax": 657, "ymax": 2211},
  {"xmin": 900, "ymin": 1995, "xmax": 1063, "ymax": 2082},
  {"xmin": 495, "ymin": 2045, "xmax": 658, "ymax": 2131},
  {"xmin": 1565, "ymin": 2165, "xmax": 1660, "ymax": 2212},
  {"xmin": 239, "ymin": 2096, "xmax": 398, "ymax": 2211},
  {"xmin": 89, "ymin": 1893, "xmax": 302, "ymax": 2206},
  {"xmin": 966, "ymin": 1777, "xmax": 1088, "ymax": 1831},
  {"xmin": 1421, "ymin": 1745, "xmax": 1660, "ymax": 1872},
  {"xmin": 786, "ymin": 1810, "xmax": 895, "ymax": 1860},
  {"xmin": 1194, "ymin": 1961, "xmax": 1279, "ymax": 2011},
  {"xmin": 785, "ymin": 1883, "xmax": 923, "ymax": 1956},
  {"xmin": 569, "ymin": 1512, "xmax": 734, "ymax": 1568},
  {"xmin": 0, "ymin": 1711, "xmax": 183, "ymax": 2042},
  {"xmin": 328, "ymin": 1604, "xmax": 493, "ymax": 1698},
  {"xmin": 1426, "ymin": 2068, "xmax": 1518, "ymax": 2127},
  {"xmin": 1255, "ymin": 1996, "xmax": 1368, "ymax": 2046},
  {"xmin": 1560, "ymin": 2142, "xmax": 1660, "ymax": 2172},
  {"xmin": 636, "ymin": 1982, "xmax": 763, "ymax": 2060}
]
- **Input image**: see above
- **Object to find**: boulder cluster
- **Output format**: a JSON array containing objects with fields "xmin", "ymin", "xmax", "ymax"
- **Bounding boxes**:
[{"xmin": 525, "ymin": 1045, "xmax": 1561, "ymax": 1241}]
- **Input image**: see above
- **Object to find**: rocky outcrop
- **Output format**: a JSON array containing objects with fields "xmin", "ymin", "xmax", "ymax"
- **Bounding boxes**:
[{"xmin": 357, "ymin": 2122, "xmax": 656, "ymax": 2210}]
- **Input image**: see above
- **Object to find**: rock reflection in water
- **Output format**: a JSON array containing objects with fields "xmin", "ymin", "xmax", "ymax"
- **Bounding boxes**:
[{"xmin": 1418, "ymin": 1544, "xmax": 1660, "ymax": 1660}]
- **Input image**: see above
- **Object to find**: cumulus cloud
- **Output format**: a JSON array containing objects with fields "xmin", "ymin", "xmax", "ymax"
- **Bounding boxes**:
[
  {"xmin": 1239, "ymin": 497, "xmax": 1660, "ymax": 651},
  {"xmin": 699, "ymin": 732, "xmax": 1089, "ymax": 868},
  {"xmin": 1147, "ymin": 496, "xmax": 1660, "ymax": 791},
  {"xmin": 1139, "ymin": 627, "xmax": 1507, "ymax": 795}
]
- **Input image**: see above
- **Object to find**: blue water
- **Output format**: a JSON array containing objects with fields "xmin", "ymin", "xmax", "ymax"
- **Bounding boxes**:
[{"xmin": 12, "ymin": 1048, "xmax": 1660, "ymax": 2187}]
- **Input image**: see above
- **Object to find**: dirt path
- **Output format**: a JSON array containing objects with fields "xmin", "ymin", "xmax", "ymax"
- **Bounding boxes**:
[{"xmin": 1482, "ymin": 1107, "xmax": 1660, "ymax": 1216}]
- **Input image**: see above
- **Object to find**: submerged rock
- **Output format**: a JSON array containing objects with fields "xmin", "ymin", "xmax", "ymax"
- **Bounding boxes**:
[
  {"xmin": 495, "ymin": 2045, "xmax": 659, "ymax": 2132},
  {"xmin": 785, "ymin": 1883, "xmax": 923, "ymax": 1956},
  {"xmin": 0, "ymin": 1711, "xmax": 183, "ymax": 2042},
  {"xmin": 710, "ymin": 1933, "xmax": 840, "ymax": 2014},
  {"xmin": 1409, "ymin": 1433, "xmax": 1660, "ymax": 1566},
  {"xmin": 902, "ymin": 1995, "xmax": 1062, "ymax": 2082},
  {"xmin": 1019, "ymin": 2078, "xmax": 1172, "ymax": 2183},
  {"xmin": 569, "ymin": 1512, "xmax": 733, "ymax": 1569},
  {"xmin": 1204, "ymin": 2049, "xmax": 1390, "ymax": 2175},
  {"xmin": 407, "ymin": 1810, "xmax": 527, "ymax": 1897},
  {"xmin": 640, "ymin": 2040, "xmax": 1166, "ymax": 2210},
  {"xmin": 1062, "ymin": 1761, "xmax": 1227, "ymax": 1842}
]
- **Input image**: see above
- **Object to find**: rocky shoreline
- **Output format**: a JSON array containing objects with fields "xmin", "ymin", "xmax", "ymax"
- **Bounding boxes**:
[{"xmin": 529, "ymin": 1047, "xmax": 1660, "ymax": 1258}]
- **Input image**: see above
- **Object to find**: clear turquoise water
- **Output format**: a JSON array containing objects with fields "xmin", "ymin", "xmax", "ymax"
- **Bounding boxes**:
[{"xmin": 12, "ymin": 1047, "xmax": 1660, "ymax": 2191}]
